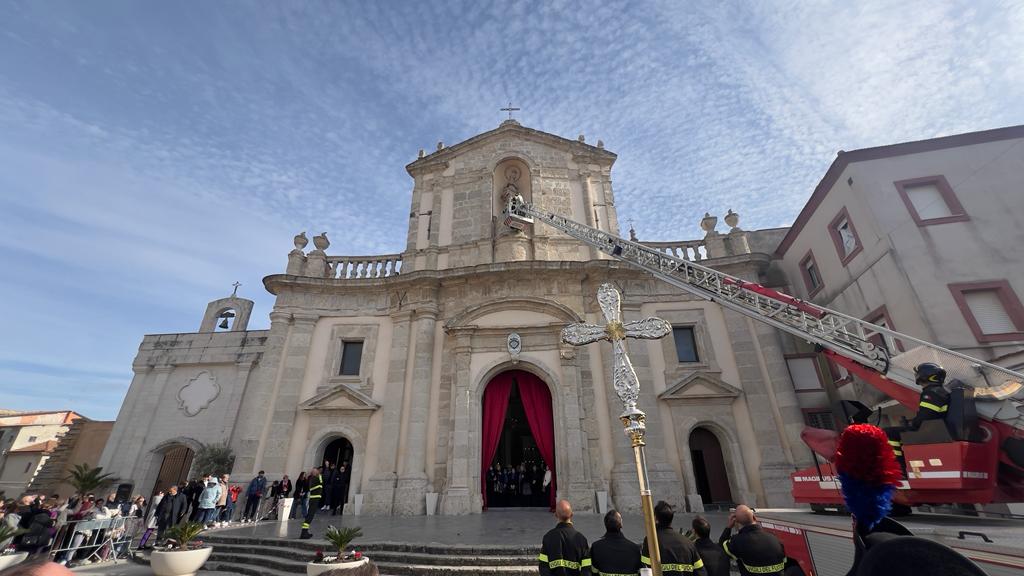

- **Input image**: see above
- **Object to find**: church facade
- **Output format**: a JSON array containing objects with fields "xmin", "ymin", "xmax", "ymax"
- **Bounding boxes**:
[{"xmin": 99, "ymin": 121, "xmax": 810, "ymax": 515}]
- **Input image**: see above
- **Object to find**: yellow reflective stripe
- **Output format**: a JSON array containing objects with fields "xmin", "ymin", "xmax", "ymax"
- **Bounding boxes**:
[
  {"xmin": 641, "ymin": 555, "xmax": 652, "ymax": 565},
  {"xmin": 919, "ymin": 401, "xmax": 947, "ymax": 413},
  {"xmin": 581, "ymin": 558, "xmax": 592, "ymax": 567},
  {"xmin": 892, "ymin": 450, "xmax": 903, "ymax": 456},
  {"xmin": 722, "ymin": 539, "xmax": 737, "ymax": 560},
  {"xmin": 663, "ymin": 560, "xmax": 703, "ymax": 572},
  {"xmin": 888, "ymin": 440, "xmax": 902, "ymax": 446},
  {"xmin": 309, "ymin": 494, "xmax": 321, "ymax": 499},
  {"xmin": 537, "ymin": 553, "xmax": 549, "ymax": 562},
  {"xmin": 742, "ymin": 561, "xmax": 786, "ymax": 573},
  {"xmin": 301, "ymin": 523, "xmax": 309, "ymax": 528},
  {"xmin": 598, "ymin": 573, "xmax": 637, "ymax": 576},
  {"xmin": 549, "ymin": 559, "xmax": 581, "ymax": 569}
]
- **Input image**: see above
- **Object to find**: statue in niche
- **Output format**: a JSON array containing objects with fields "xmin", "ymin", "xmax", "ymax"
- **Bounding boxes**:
[{"xmin": 500, "ymin": 165, "xmax": 521, "ymax": 203}]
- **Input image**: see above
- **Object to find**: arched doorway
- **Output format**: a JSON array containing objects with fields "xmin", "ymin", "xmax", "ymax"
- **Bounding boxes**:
[
  {"xmin": 321, "ymin": 437, "xmax": 354, "ymax": 503},
  {"xmin": 481, "ymin": 370, "xmax": 555, "ymax": 509},
  {"xmin": 152, "ymin": 444, "xmax": 194, "ymax": 496},
  {"xmin": 689, "ymin": 427, "xmax": 734, "ymax": 508}
]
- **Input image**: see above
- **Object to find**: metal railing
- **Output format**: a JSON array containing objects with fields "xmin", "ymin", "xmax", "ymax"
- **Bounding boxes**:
[{"xmin": 49, "ymin": 516, "xmax": 144, "ymax": 565}]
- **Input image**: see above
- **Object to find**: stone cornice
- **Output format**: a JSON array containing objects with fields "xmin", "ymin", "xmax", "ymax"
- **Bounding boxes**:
[{"xmin": 264, "ymin": 253, "xmax": 774, "ymax": 296}]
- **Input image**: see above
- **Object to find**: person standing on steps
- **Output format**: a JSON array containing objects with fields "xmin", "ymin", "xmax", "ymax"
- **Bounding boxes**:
[
  {"xmin": 300, "ymin": 466, "xmax": 323, "ymax": 540},
  {"xmin": 291, "ymin": 471, "xmax": 309, "ymax": 520},
  {"xmin": 330, "ymin": 463, "xmax": 349, "ymax": 516},
  {"xmin": 242, "ymin": 470, "xmax": 266, "ymax": 522}
]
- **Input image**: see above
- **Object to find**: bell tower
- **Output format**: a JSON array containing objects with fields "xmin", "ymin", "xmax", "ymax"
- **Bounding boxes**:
[
  {"xmin": 199, "ymin": 282, "xmax": 254, "ymax": 333},
  {"xmin": 401, "ymin": 120, "xmax": 618, "ymax": 271}
]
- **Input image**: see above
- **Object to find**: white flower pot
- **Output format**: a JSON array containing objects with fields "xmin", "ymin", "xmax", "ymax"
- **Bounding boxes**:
[
  {"xmin": 0, "ymin": 552, "xmax": 28, "ymax": 570},
  {"xmin": 151, "ymin": 546, "xmax": 213, "ymax": 576},
  {"xmin": 306, "ymin": 557, "xmax": 369, "ymax": 575}
]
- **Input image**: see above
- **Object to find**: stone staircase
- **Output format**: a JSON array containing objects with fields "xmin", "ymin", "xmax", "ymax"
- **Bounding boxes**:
[{"xmin": 200, "ymin": 533, "xmax": 538, "ymax": 576}]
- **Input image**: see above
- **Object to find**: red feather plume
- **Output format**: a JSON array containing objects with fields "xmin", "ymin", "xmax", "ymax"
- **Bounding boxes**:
[{"xmin": 833, "ymin": 424, "xmax": 902, "ymax": 486}]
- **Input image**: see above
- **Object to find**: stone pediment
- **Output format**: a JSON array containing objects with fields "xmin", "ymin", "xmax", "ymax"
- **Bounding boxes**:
[
  {"xmin": 407, "ymin": 120, "xmax": 616, "ymax": 174},
  {"xmin": 659, "ymin": 372, "xmax": 742, "ymax": 403},
  {"xmin": 300, "ymin": 383, "xmax": 380, "ymax": 412}
]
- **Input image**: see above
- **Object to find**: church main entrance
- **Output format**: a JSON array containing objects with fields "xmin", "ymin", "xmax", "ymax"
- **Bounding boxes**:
[
  {"xmin": 689, "ymin": 427, "xmax": 734, "ymax": 508},
  {"xmin": 321, "ymin": 437, "xmax": 353, "ymax": 503},
  {"xmin": 481, "ymin": 370, "xmax": 555, "ymax": 510}
]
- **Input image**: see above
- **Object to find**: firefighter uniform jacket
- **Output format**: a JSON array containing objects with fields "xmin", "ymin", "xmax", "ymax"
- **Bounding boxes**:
[
  {"xmin": 308, "ymin": 474, "xmax": 324, "ymax": 503},
  {"xmin": 641, "ymin": 527, "xmax": 707, "ymax": 575},
  {"xmin": 539, "ymin": 521, "xmax": 592, "ymax": 575},
  {"xmin": 910, "ymin": 384, "xmax": 950, "ymax": 429},
  {"xmin": 720, "ymin": 524, "xmax": 786, "ymax": 575},
  {"xmin": 589, "ymin": 531, "xmax": 642, "ymax": 576}
]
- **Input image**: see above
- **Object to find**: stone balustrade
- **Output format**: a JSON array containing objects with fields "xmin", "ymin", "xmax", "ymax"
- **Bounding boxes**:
[
  {"xmin": 640, "ymin": 239, "xmax": 708, "ymax": 261},
  {"xmin": 326, "ymin": 254, "xmax": 403, "ymax": 279}
]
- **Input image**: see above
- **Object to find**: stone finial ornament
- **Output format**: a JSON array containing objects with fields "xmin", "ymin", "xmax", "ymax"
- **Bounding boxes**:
[
  {"xmin": 700, "ymin": 212, "xmax": 718, "ymax": 233},
  {"xmin": 597, "ymin": 140, "xmax": 604, "ymax": 149},
  {"xmin": 437, "ymin": 141, "xmax": 444, "ymax": 151},
  {"xmin": 293, "ymin": 231, "xmax": 309, "ymax": 251},
  {"xmin": 313, "ymin": 232, "xmax": 330, "ymax": 251},
  {"xmin": 577, "ymin": 134, "xmax": 585, "ymax": 143},
  {"xmin": 418, "ymin": 149, "xmax": 425, "ymax": 158},
  {"xmin": 725, "ymin": 209, "xmax": 740, "ymax": 229}
]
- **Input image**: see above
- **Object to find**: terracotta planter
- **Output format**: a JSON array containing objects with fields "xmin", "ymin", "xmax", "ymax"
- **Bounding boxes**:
[
  {"xmin": 0, "ymin": 552, "xmax": 28, "ymax": 570},
  {"xmin": 306, "ymin": 557, "xmax": 369, "ymax": 575},
  {"xmin": 151, "ymin": 546, "xmax": 213, "ymax": 576}
]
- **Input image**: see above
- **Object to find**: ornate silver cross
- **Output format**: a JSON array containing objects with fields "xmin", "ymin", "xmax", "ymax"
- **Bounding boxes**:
[{"xmin": 561, "ymin": 283, "xmax": 671, "ymax": 418}]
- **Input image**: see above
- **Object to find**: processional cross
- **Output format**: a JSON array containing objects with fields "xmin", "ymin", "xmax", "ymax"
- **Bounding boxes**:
[{"xmin": 561, "ymin": 283, "xmax": 671, "ymax": 576}]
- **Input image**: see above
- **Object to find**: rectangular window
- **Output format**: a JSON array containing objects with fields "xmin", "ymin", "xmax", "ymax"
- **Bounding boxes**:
[
  {"xmin": 864, "ymin": 306, "xmax": 903, "ymax": 353},
  {"xmin": 27, "ymin": 435, "xmax": 37, "ymax": 443},
  {"xmin": 672, "ymin": 327, "xmax": 699, "ymax": 363},
  {"xmin": 799, "ymin": 251, "xmax": 823, "ymax": 296},
  {"xmin": 828, "ymin": 207, "xmax": 862, "ymax": 265},
  {"xmin": 894, "ymin": 175, "xmax": 969, "ymax": 226},
  {"xmin": 805, "ymin": 410, "xmax": 837, "ymax": 431},
  {"xmin": 339, "ymin": 340, "xmax": 364, "ymax": 376},
  {"xmin": 786, "ymin": 356, "xmax": 822, "ymax": 391},
  {"xmin": 949, "ymin": 281, "xmax": 1024, "ymax": 343},
  {"xmin": 24, "ymin": 461, "xmax": 33, "ymax": 474}
]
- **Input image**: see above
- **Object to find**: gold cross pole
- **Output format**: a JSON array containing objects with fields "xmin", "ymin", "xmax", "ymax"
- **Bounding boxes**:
[{"xmin": 561, "ymin": 283, "xmax": 671, "ymax": 576}]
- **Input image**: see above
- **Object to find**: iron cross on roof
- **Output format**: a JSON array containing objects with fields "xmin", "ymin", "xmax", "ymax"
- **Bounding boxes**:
[
  {"xmin": 561, "ymin": 283, "xmax": 671, "ymax": 418},
  {"xmin": 500, "ymin": 101, "xmax": 520, "ymax": 120},
  {"xmin": 231, "ymin": 281, "xmax": 241, "ymax": 297}
]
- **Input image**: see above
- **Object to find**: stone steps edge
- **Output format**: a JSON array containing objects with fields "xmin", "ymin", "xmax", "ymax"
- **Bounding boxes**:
[
  {"xmin": 202, "ymin": 534, "xmax": 539, "ymax": 555},
  {"xmin": 209, "ymin": 544, "xmax": 535, "ymax": 566},
  {"xmin": 208, "ymin": 553, "xmax": 537, "ymax": 574}
]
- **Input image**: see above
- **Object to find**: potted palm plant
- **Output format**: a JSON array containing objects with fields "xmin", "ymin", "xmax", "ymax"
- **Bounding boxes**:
[
  {"xmin": 0, "ymin": 525, "xmax": 28, "ymax": 570},
  {"xmin": 151, "ymin": 522, "xmax": 212, "ymax": 576},
  {"xmin": 306, "ymin": 526, "xmax": 367, "ymax": 575}
]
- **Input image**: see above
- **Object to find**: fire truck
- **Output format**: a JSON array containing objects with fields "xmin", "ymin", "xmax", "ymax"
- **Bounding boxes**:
[{"xmin": 504, "ymin": 196, "xmax": 1024, "ymax": 574}]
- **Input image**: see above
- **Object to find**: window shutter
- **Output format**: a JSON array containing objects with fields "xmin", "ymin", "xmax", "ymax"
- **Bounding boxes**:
[
  {"xmin": 786, "ymin": 357, "xmax": 822, "ymax": 390},
  {"xmin": 905, "ymin": 183, "xmax": 952, "ymax": 220},
  {"xmin": 965, "ymin": 290, "xmax": 1016, "ymax": 334}
]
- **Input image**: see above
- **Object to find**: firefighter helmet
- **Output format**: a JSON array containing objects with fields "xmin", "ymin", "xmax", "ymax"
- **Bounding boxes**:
[{"xmin": 913, "ymin": 362, "xmax": 946, "ymax": 384}]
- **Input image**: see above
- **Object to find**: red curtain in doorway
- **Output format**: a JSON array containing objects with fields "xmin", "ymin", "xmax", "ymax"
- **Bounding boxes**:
[
  {"xmin": 516, "ymin": 371, "xmax": 557, "ymax": 510},
  {"xmin": 480, "ymin": 373, "xmax": 514, "ymax": 510}
]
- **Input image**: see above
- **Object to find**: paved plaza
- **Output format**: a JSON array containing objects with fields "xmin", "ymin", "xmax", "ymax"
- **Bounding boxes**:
[{"xmin": 217, "ymin": 508, "xmax": 733, "ymax": 546}]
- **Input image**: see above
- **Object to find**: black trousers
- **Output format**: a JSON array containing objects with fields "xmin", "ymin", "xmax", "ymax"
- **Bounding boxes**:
[
  {"xmin": 303, "ymin": 497, "xmax": 320, "ymax": 531},
  {"xmin": 243, "ymin": 495, "xmax": 260, "ymax": 520}
]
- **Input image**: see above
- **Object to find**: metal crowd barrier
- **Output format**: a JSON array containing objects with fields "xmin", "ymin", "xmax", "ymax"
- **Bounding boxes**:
[{"xmin": 48, "ymin": 516, "xmax": 145, "ymax": 564}]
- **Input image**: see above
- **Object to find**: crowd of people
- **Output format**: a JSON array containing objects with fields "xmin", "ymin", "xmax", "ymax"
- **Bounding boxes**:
[
  {"xmin": 538, "ymin": 500, "xmax": 795, "ymax": 576},
  {"xmin": 485, "ymin": 462, "xmax": 552, "ymax": 507},
  {"xmin": 0, "ymin": 491, "xmax": 148, "ymax": 566}
]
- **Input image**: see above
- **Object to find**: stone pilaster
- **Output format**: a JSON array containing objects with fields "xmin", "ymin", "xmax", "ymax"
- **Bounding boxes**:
[
  {"xmin": 558, "ymin": 344, "xmax": 599, "ymax": 510},
  {"xmin": 393, "ymin": 306, "xmax": 439, "ymax": 515},
  {"xmin": 441, "ymin": 332, "xmax": 475, "ymax": 514},
  {"xmin": 721, "ymin": 307, "xmax": 797, "ymax": 506},
  {"xmin": 256, "ymin": 313, "xmax": 317, "ymax": 475},
  {"xmin": 233, "ymin": 311, "xmax": 292, "ymax": 476},
  {"xmin": 362, "ymin": 311, "xmax": 414, "ymax": 515}
]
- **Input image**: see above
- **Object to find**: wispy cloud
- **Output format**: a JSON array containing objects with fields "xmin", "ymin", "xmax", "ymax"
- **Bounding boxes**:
[{"xmin": 0, "ymin": 0, "xmax": 1021, "ymax": 418}]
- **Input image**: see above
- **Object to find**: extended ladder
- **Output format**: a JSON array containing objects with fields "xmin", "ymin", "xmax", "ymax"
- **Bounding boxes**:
[{"xmin": 506, "ymin": 197, "xmax": 1024, "ymax": 428}]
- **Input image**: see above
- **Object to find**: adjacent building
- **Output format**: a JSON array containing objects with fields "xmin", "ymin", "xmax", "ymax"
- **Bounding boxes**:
[{"xmin": 0, "ymin": 410, "xmax": 82, "ymax": 496}]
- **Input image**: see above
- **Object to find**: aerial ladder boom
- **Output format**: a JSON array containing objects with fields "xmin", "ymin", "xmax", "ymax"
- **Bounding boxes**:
[{"xmin": 506, "ymin": 196, "xmax": 1024, "ymax": 432}]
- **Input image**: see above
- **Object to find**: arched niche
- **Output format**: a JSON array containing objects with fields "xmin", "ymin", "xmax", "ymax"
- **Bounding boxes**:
[{"xmin": 492, "ymin": 157, "xmax": 533, "ymax": 220}]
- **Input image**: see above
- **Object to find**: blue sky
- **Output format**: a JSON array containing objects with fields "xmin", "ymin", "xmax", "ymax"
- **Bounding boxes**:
[{"xmin": 1, "ymin": 1, "xmax": 1022, "ymax": 420}]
